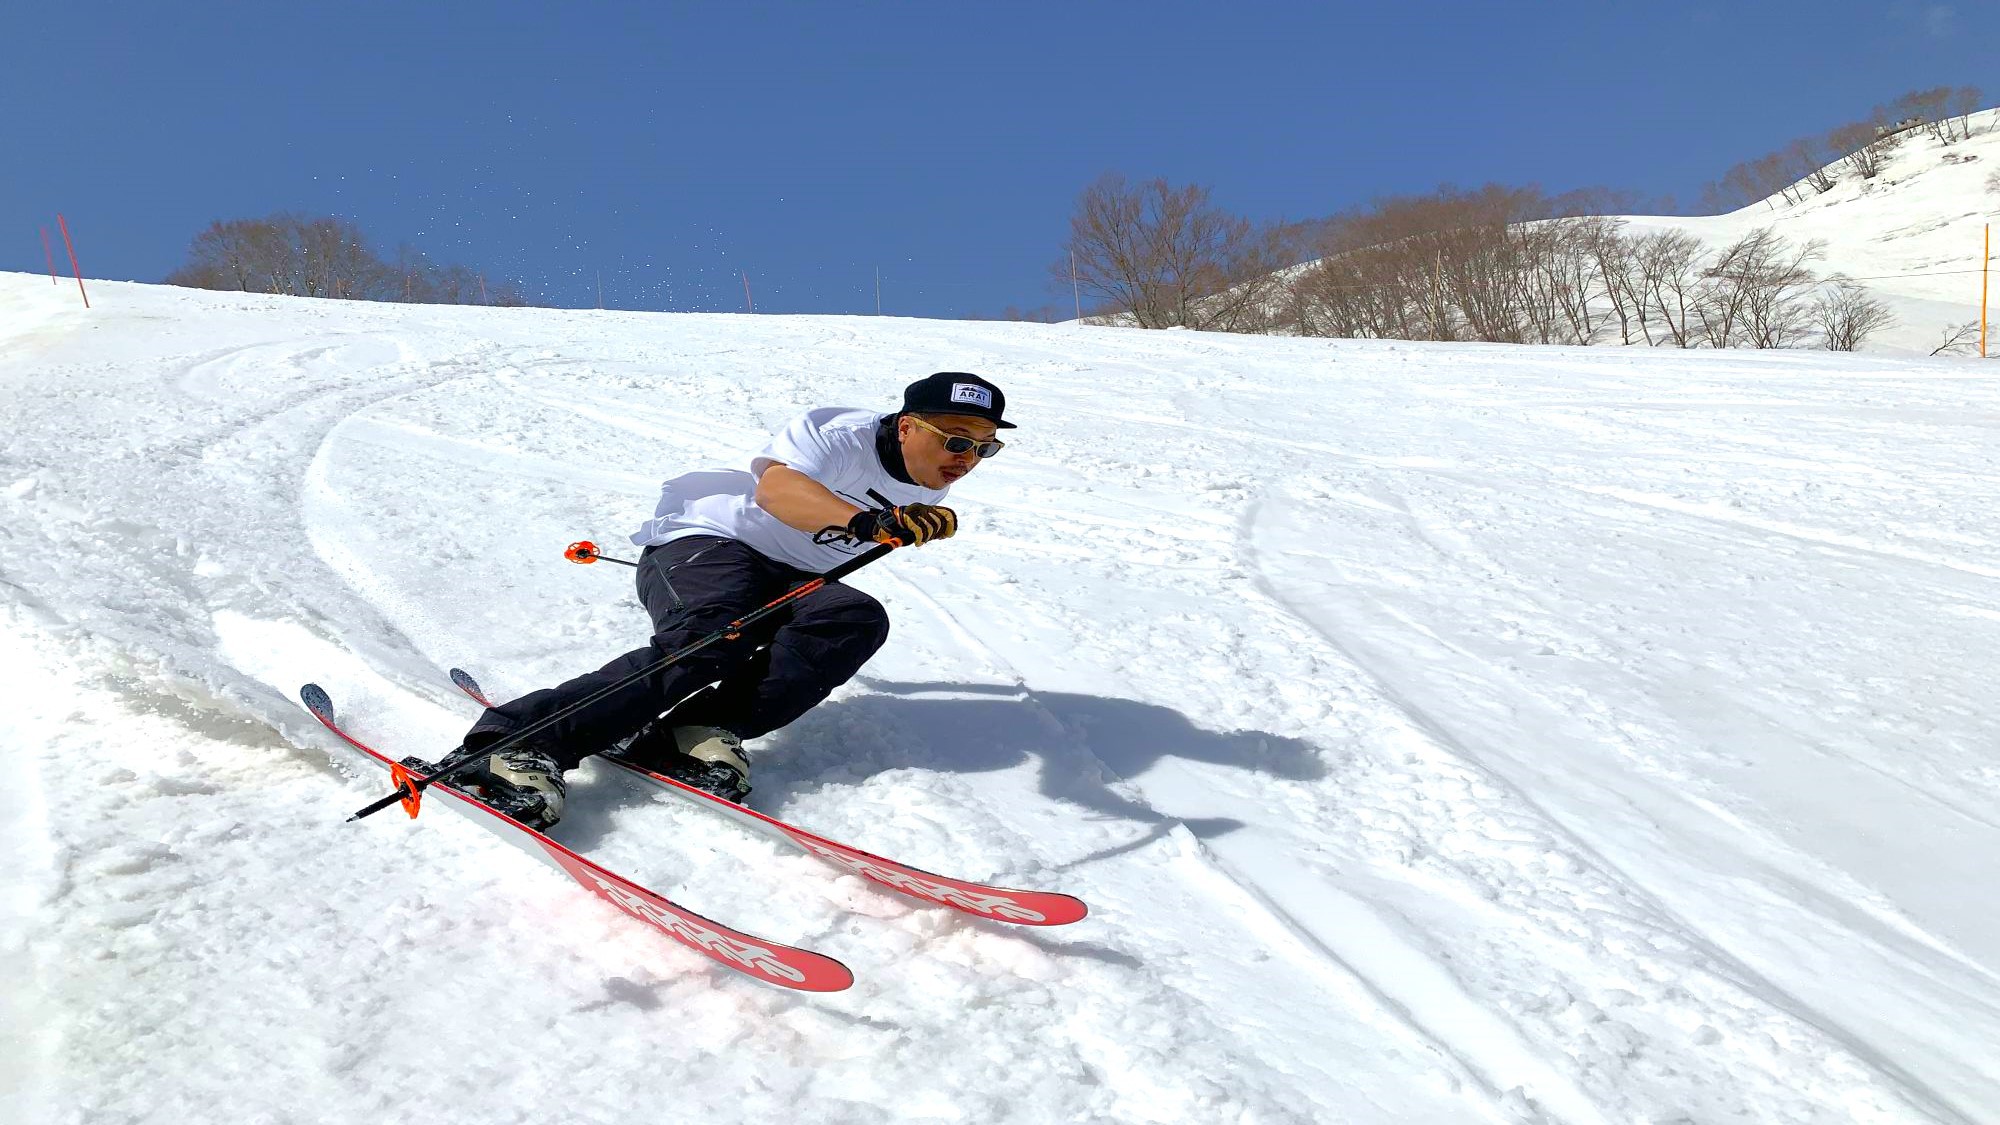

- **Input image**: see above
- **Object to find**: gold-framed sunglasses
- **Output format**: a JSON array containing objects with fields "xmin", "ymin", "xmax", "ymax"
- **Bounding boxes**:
[{"xmin": 907, "ymin": 415, "xmax": 1006, "ymax": 458}]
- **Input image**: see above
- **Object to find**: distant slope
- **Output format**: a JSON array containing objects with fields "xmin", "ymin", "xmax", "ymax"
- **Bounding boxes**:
[{"xmin": 1622, "ymin": 107, "xmax": 1999, "ymax": 355}]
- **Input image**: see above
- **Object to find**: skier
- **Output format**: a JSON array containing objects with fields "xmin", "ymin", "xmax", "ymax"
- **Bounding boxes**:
[{"xmin": 439, "ymin": 371, "xmax": 1015, "ymax": 828}]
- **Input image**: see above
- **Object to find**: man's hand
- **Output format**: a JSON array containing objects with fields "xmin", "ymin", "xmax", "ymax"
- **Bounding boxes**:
[{"xmin": 846, "ymin": 503, "xmax": 958, "ymax": 547}]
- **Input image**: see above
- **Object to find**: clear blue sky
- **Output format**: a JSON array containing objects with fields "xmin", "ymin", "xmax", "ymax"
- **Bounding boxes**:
[{"xmin": 3, "ymin": 1, "xmax": 1989, "ymax": 317}]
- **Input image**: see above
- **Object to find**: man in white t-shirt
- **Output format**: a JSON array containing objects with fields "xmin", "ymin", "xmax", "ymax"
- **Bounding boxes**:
[{"xmin": 443, "ymin": 372, "xmax": 1015, "ymax": 827}]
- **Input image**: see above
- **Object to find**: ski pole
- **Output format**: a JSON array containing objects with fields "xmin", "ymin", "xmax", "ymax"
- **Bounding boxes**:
[
  {"xmin": 565, "ymin": 540, "xmax": 637, "ymax": 568},
  {"xmin": 348, "ymin": 541, "xmax": 898, "ymax": 822}
]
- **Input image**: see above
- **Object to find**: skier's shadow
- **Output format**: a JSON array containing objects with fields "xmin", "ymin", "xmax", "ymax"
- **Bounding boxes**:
[
  {"xmin": 764, "ymin": 679, "xmax": 1328, "ymax": 839},
  {"xmin": 553, "ymin": 680, "xmax": 1328, "ymax": 854}
]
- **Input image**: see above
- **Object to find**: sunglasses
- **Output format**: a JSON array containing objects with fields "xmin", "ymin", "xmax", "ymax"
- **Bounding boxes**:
[{"xmin": 908, "ymin": 415, "xmax": 1005, "ymax": 458}]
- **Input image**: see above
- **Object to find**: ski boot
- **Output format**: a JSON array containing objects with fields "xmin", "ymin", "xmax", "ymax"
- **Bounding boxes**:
[
  {"xmin": 428, "ymin": 742, "xmax": 568, "ymax": 830},
  {"xmin": 615, "ymin": 722, "xmax": 752, "ymax": 803}
]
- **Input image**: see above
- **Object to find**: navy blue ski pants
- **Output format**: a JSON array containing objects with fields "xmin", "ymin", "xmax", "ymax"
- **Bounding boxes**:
[{"xmin": 464, "ymin": 536, "xmax": 889, "ymax": 768}]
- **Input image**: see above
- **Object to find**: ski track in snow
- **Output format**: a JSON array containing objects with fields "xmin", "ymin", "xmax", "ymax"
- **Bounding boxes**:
[{"xmin": 3, "ymin": 273, "xmax": 1999, "ymax": 1123}]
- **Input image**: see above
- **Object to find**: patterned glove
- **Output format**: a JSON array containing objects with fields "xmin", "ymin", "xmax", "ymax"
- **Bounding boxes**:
[{"xmin": 846, "ymin": 503, "xmax": 958, "ymax": 547}]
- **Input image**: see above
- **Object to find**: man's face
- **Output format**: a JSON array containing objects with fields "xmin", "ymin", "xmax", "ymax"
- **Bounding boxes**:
[{"xmin": 897, "ymin": 412, "xmax": 999, "ymax": 489}]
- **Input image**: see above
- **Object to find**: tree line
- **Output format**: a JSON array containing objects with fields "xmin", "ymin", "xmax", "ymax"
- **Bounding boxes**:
[
  {"xmin": 1059, "ymin": 87, "xmax": 1989, "ymax": 352},
  {"xmin": 166, "ymin": 213, "xmax": 531, "ymax": 306},
  {"xmin": 1701, "ymin": 86, "xmax": 1984, "ymax": 210},
  {"xmin": 1289, "ymin": 195, "xmax": 1899, "ymax": 351}
]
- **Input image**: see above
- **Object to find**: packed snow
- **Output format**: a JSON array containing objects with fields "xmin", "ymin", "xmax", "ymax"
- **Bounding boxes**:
[{"xmin": 2, "ymin": 267, "xmax": 1998, "ymax": 1124}]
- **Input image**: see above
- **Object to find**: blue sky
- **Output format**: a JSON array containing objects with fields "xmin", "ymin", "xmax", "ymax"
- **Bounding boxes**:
[{"xmin": 3, "ymin": 2, "xmax": 1989, "ymax": 317}]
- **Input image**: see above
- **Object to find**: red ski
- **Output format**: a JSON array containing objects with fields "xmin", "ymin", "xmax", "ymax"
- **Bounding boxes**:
[
  {"xmin": 300, "ymin": 683, "xmax": 853, "ymax": 992},
  {"xmin": 451, "ymin": 668, "xmax": 1088, "ymax": 927}
]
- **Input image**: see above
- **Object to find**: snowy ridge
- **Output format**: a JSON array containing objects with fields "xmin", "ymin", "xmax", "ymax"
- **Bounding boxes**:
[
  {"xmin": 1627, "ymin": 106, "xmax": 2000, "ymax": 355},
  {"xmin": 3, "ymin": 272, "xmax": 1999, "ymax": 1122}
]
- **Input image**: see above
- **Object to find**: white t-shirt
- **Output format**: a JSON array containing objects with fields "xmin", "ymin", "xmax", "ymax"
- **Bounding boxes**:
[{"xmin": 630, "ymin": 407, "xmax": 950, "ymax": 572}]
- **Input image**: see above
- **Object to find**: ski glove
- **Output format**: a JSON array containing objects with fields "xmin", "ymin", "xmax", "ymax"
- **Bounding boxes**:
[{"xmin": 845, "ymin": 503, "xmax": 957, "ymax": 547}]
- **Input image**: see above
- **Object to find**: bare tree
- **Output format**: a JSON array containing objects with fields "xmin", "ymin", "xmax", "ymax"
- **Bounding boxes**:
[
  {"xmin": 1630, "ymin": 229, "xmax": 1706, "ymax": 346},
  {"xmin": 1290, "ymin": 188, "xmax": 1635, "ymax": 347},
  {"xmin": 995, "ymin": 305, "xmax": 1061, "ymax": 323},
  {"xmin": 1932, "ymin": 321, "xmax": 1981, "ymax": 356},
  {"xmin": 432, "ymin": 264, "xmax": 480, "ymax": 305},
  {"xmin": 1815, "ymin": 277, "xmax": 1895, "ymax": 350},
  {"xmin": 1194, "ymin": 222, "xmax": 1300, "ymax": 333},
  {"xmin": 1695, "ymin": 228, "xmax": 1823, "ymax": 348},
  {"xmin": 162, "ymin": 261, "xmax": 232, "ymax": 290},
  {"xmin": 1713, "ymin": 161, "xmax": 1765, "ymax": 210},
  {"xmin": 1377, "ymin": 185, "xmax": 1550, "ymax": 341},
  {"xmin": 1784, "ymin": 137, "xmax": 1837, "ymax": 195},
  {"xmin": 1545, "ymin": 186, "xmax": 1644, "ymax": 218},
  {"xmin": 1559, "ymin": 217, "xmax": 1623, "ymax": 343},
  {"xmin": 1056, "ymin": 174, "xmax": 1293, "ymax": 331},
  {"xmin": 1828, "ymin": 121, "xmax": 1893, "ymax": 180},
  {"xmin": 1509, "ymin": 218, "xmax": 1614, "ymax": 345},
  {"xmin": 1754, "ymin": 153, "xmax": 1801, "ymax": 206},
  {"xmin": 1740, "ymin": 230, "xmax": 1823, "ymax": 348},
  {"xmin": 1589, "ymin": 222, "xmax": 1642, "ymax": 345},
  {"xmin": 387, "ymin": 244, "xmax": 439, "ymax": 302},
  {"xmin": 1890, "ymin": 88, "xmax": 1954, "ymax": 142},
  {"xmin": 167, "ymin": 212, "xmax": 530, "ymax": 306},
  {"xmin": 294, "ymin": 215, "xmax": 385, "ymax": 300},
  {"xmin": 1948, "ymin": 86, "xmax": 1984, "ymax": 139},
  {"xmin": 1287, "ymin": 232, "xmax": 1425, "ymax": 340},
  {"xmin": 167, "ymin": 219, "xmax": 271, "ymax": 291}
]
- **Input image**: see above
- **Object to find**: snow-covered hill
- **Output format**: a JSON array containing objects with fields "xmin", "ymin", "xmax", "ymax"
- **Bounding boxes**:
[
  {"xmin": 4, "ymin": 272, "xmax": 1999, "ymax": 1123},
  {"xmin": 1623, "ymin": 107, "xmax": 2000, "ymax": 356}
]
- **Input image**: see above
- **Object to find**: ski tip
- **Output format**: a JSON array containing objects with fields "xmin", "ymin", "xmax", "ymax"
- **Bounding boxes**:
[
  {"xmin": 299, "ymin": 683, "xmax": 334, "ymax": 721},
  {"xmin": 449, "ymin": 667, "xmax": 493, "ymax": 707}
]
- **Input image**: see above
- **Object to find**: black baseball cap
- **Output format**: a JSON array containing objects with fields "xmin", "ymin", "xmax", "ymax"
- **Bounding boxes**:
[{"xmin": 899, "ymin": 372, "xmax": 1016, "ymax": 429}]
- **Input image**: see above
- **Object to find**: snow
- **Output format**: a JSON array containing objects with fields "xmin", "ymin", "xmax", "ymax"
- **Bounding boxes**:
[{"xmin": 3, "ymin": 267, "xmax": 1999, "ymax": 1124}]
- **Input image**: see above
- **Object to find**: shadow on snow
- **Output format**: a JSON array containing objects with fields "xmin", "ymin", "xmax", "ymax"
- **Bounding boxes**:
[{"xmin": 555, "ymin": 678, "xmax": 1327, "ymax": 857}]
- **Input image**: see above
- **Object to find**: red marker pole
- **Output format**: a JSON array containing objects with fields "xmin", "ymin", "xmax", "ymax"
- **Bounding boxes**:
[
  {"xmin": 41, "ymin": 227, "xmax": 57, "ymax": 285},
  {"xmin": 56, "ymin": 214, "xmax": 89, "ymax": 309}
]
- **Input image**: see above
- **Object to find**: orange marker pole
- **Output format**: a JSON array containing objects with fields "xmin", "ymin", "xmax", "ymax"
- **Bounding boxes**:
[
  {"xmin": 1982, "ymin": 224, "xmax": 1989, "ymax": 359},
  {"xmin": 57, "ymin": 214, "xmax": 89, "ymax": 309}
]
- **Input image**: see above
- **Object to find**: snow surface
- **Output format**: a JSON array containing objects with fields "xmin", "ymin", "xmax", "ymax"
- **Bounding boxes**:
[{"xmin": 3, "ymin": 270, "xmax": 1999, "ymax": 1124}]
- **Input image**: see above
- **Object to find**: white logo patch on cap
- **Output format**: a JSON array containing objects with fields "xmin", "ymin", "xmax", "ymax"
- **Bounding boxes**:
[{"xmin": 950, "ymin": 383, "xmax": 993, "ymax": 409}]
